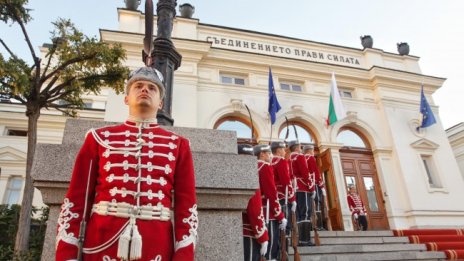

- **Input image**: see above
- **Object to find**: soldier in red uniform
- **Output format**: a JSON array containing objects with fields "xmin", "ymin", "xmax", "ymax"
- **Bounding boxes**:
[
  {"xmin": 347, "ymin": 185, "xmax": 368, "ymax": 231},
  {"xmin": 239, "ymin": 144, "xmax": 269, "ymax": 261},
  {"xmin": 303, "ymin": 145, "xmax": 326, "ymax": 230},
  {"xmin": 289, "ymin": 141, "xmax": 315, "ymax": 246},
  {"xmin": 56, "ymin": 67, "xmax": 198, "ymax": 261},
  {"xmin": 254, "ymin": 144, "xmax": 287, "ymax": 261},
  {"xmin": 271, "ymin": 142, "xmax": 296, "ymax": 233}
]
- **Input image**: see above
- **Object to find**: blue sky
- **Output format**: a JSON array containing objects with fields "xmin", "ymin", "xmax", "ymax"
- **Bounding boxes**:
[{"xmin": 1, "ymin": 0, "xmax": 463, "ymax": 129}]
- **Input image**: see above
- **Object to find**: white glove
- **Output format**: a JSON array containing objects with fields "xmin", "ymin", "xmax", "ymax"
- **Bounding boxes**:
[
  {"xmin": 321, "ymin": 188, "xmax": 327, "ymax": 196},
  {"xmin": 311, "ymin": 192, "xmax": 316, "ymax": 199},
  {"xmin": 291, "ymin": 201, "xmax": 297, "ymax": 212},
  {"xmin": 279, "ymin": 218, "xmax": 288, "ymax": 230},
  {"xmin": 353, "ymin": 213, "xmax": 358, "ymax": 219},
  {"xmin": 260, "ymin": 241, "xmax": 268, "ymax": 256}
]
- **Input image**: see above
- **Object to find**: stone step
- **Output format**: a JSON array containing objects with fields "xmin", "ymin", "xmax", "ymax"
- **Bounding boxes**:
[
  {"xmin": 289, "ymin": 243, "xmax": 426, "ymax": 254},
  {"xmin": 315, "ymin": 230, "xmax": 394, "ymax": 237},
  {"xmin": 289, "ymin": 250, "xmax": 446, "ymax": 261},
  {"xmin": 318, "ymin": 236, "xmax": 410, "ymax": 245}
]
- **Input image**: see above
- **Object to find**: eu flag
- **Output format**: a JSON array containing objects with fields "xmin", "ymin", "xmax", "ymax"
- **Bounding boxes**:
[
  {"xmin": 268, "ymin": 67, "xmax": 281, "ymax": 125},
  {"xmin": 418, "ymin": 86, "xmax": 436, "ymax": 129}
]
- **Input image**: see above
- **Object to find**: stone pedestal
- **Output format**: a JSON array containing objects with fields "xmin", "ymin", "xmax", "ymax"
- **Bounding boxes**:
[{"xmin": 32, "ymin": 119, "xmax": 258, "ymax": 261}]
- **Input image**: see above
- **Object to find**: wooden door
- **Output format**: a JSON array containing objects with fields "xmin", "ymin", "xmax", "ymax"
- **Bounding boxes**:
[
  {"xmin": 340, "ymin": 150, "xmax": 389, "ymax": 230},
  {"xmin": 317, "ymin": 149, "xmax": 344, "ymax": 231}
]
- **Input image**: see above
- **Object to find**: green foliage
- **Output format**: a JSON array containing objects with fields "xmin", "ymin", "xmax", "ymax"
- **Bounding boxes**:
[
  {"xmin": 0, "ymin": 0, "xmax": 32, "ymax": 25},
  {"xmin": 0, "ymin": 205, "xmax": 49, "ymax": 261},
  {"xmin": 0, "ymin": 1, "xmax": 129, "ymax": 116}
]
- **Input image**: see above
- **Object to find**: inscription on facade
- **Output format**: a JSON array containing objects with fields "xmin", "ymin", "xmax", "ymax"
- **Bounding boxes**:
[{"xmin": 205, "ymin": 36, "xmax": 362, "ymax": 68}]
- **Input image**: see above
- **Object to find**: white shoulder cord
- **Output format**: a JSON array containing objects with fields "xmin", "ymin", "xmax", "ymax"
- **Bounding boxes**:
[{"xmin": 89, "ymin": 128, "xmax": 142, "ymax": 152}]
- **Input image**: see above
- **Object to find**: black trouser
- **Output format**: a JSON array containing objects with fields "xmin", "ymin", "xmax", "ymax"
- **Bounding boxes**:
[
  {"xmin": 243, "ymin": 236, "xmax": 261, "ymax": 261},
  {"xmin": 314, "ymin": 186, "xmax": 324, "ymax": 229},
  {"xmin": 296, "ymin": 191, "xmax": 313, "ymax": 245},
  {"xmin": 357, "ymin": 215, "xmax": 368, "ymax": 231},
  {"xmin": 265, "ymin": 220, "xmax": 280, "ymax": 260},
  {"xmin": 278, "ymin": 199, "xmax": 292, "ymax": 234}
]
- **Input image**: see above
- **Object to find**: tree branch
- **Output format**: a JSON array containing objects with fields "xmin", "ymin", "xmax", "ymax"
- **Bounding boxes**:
[
  {"xmin": 0, "ymin": 89, "xmax": 27, "ymax": 104},
  {"xmin": 10, "ymin": 7, "xmax": 39, "ymax": 66},
  {"xmin": 46, "ymin": 89, "xmax": 76, "ymax": 104},
  {"xmin": 47, "ymin": 76, "xmax": 77, "ymax": 98},
  {"xmin": 40, "ymin": 74, "xmax": 60, "ymax": 96},
  {"xmin": 40, "ymin": 47, "xmax": 56, "ymax": 79},
  {"xmin": 41, "ymin": 53, "xmax": 97, "ymax": 84},
  {"xmin": 0, "ymin": 38, "xmax": 19, "ymax": 60}
]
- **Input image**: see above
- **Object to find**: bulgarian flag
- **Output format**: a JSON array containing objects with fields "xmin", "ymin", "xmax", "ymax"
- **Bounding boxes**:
[{"xmin": 326, "ymin": 72, "xmax": 346, "ymax": 126}]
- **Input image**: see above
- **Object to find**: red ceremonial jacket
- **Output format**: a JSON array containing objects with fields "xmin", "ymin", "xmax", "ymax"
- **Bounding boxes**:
[
  {"xmin": 56, "ymin": 120, "xmax": 197, "ymax": 261},
  {"xmin": 258, "ymin": 160, "xmax": 284, "ymax": 222},
  {"xmin": 347, "ymin": 193, "xmax": 367, "ymax": 216},
  {"xmin": 242, "ymin": 190, "xmax": 269, "ymax": 244},
  {"xmin": 305, "ymin": 154, "xmax": 324, "ymax": 189},
  {"xmin": 290, "ymin": 152, "xmax": 315, "ymax": 193},
  {"xmin": 271, "ymin": 156, "xmax": 296, "ymax": 203}
]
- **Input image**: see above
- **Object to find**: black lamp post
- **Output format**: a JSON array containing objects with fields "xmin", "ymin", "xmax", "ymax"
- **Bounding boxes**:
[{"xmin": 144, "ymin": 0, "xmax": 182, "ymax": 126}]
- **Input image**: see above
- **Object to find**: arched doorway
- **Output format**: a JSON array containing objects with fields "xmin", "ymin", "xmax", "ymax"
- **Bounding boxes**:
[
  {"xmin": 214, "ymin": 115, "xmax": 258, "ymax": 144},
  {"xmin": 337, "ymin": 127, "xmax": 389, "ymax": 230}
]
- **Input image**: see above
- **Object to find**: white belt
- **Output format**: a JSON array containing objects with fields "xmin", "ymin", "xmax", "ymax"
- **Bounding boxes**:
[{"xmin": 92, "ymin": 201, "xmax": 171, "ymax": 221}]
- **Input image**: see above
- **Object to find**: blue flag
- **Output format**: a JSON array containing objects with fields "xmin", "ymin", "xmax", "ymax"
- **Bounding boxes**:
[
  {"xmin": 268, "ymin": 67, "xmax": 281, "ymax": 125},
  {"xmin": 419, "ymin": 86, "xmax": 436, "ymax": 129}
]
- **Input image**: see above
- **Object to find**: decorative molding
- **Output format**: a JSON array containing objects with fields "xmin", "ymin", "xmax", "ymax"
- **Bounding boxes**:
[
  {"xmin": 0, "ymin": 146, "xmax": 27, "ymax": 161},
  {"xmin": 410, "ymin": 138, "xmax": 439, "ymax": 151},
  {"xmin": 346, "ymin": 111, "xmax": 358, "ymax": 123},
  {"xmin": 409, "ymin": 119, "xmax": 426, "ymax": 138},
  {"xmin": 230, "ymin": 99, "xmax": 243, "ymax": 112}
]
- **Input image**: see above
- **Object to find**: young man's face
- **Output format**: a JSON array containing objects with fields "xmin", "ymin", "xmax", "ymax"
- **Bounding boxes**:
[
  {"xmin": 349, "ymin": 187, "xmax": 357, "ymax": 194},
  {"xmin": 260, "ymin": 151, "xmax": 272, "ymax": 162},
  {"xmin": 274, "ymin": 147, "xmax": 286, "ymax": 157},
  {"xmin": 124, "ymin": 80, "xmax": 163, "ymax": 115},
  {"xmin": 305, "ymin": 149, "xmax": 314, "ymax": 156}
]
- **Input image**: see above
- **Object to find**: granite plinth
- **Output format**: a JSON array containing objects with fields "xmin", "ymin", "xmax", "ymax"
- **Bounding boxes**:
[
  {"xmin": 32, "ymin": 119, "xmax": 257, "ymax": 261},
  {"xmin": 62, "ymin": 119, "xmax": 238, "ymax": 154},
  {"xmin": 32, "ymin": 145, "xmax": 258, "ymax": 189}
]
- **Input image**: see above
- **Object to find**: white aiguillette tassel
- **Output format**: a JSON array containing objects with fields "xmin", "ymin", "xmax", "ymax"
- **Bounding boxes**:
[
  {"xmin": 130, "ymin": 224, "xmax": 142, "ymax": 260},
  {"xmin": 118, "ymin": 223, "xmax": 132, "ymax": 260}
]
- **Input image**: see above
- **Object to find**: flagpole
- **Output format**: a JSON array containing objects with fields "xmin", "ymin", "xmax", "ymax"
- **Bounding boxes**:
[{"xmin": 269, "ymin": 113, "xmax": 273, "ymax": 145}]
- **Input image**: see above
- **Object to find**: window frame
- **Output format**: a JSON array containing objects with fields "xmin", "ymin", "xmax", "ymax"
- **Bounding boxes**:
[
  {"xmin": 5, "ymin": 128, "xmax": 28, "ymax": 137},
  {"xmin": 279, "ymin": 81, "xmax": 304, "ymax": 92},
  {"xmin": 214, "ymin": 115, "xmax": 258, "ymax": 144},
  {"xmin": 420, "ymin": 154, "xmax": 443, "ymax": 189},
  {"xmin": 220, "ymin": 73, "xmax": 247, "ymax": 86},
  {"xmin": 3, "ymin": 176, "xmax": 23, "ymax": 205},
  {"xmin": 338, "ymin": 87, "xmax": 354, "ymax": 98}
]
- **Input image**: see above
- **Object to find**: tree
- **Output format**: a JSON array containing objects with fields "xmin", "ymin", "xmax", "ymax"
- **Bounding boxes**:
[{"xmin": 0, "ymin": 0, "xmax": 129, "ymax": 254}]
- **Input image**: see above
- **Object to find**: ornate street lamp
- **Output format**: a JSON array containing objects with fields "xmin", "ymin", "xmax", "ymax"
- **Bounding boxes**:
[{"xmin": 143, "ymin": 0, "xmax": 182, "ymax": 126}]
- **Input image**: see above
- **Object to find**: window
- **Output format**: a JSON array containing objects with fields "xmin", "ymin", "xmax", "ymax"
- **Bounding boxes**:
[
  {"xmin": 6, "ymin": 129, "xmax": 27, "ymax": 137},
  {"xmin": 279, "ymin": 122, "xmax": 315, "ymax": 144},
  {"xmin": 337, "ymin": 130, "xmax": 367, "ymax": 148},
  {"xmin": 220, "ymin": 74, "xmax": 246, "ymax": 86},
  {"xmin": 280, "ymin": 82, "xmax": 303, "ymax": 92},
  {"xmin": 339, "ymin": 89, "xmax": 353, "ymax": 98},
  {"xmin": 421, "ymin": 155, "xmax": 441, "ymax": 188},
  {"xmin": 4, "ymin": 177, "xmax": 23, "ymax": 205},
  {"xmin": 214, "ymin": 116, "xmax": 257, "ymax": 143},
  {"xmin": 83, "ymin": 100, "xmax": 93, "ymax": 109}
]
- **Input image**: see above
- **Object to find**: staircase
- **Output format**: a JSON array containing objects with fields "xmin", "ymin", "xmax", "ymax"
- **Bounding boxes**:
[{"xmin": 289, "ymin": 230, "xmax": 447, "ymax": 261}]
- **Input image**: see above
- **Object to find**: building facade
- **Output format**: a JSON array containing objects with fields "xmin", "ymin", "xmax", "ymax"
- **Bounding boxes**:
[
  {"xmin": 447, "ymin": 123, "xmax": 464, "ymax": 180},
  {"xmin": 1, "ymin": 7, "xmax": 463, "ymax": 230}
]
